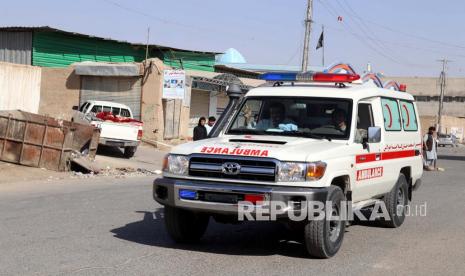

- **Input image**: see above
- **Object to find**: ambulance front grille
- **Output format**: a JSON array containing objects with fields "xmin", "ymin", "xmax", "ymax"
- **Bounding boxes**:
[{"xmin": 188, "ymin": 155, "xmax": 277, "ymax": 182}]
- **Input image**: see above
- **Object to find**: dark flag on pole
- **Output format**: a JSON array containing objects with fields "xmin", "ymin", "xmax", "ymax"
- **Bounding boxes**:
[{"xmin": 316, "ymin": 30, "xmax": 324, "ymax": 50}]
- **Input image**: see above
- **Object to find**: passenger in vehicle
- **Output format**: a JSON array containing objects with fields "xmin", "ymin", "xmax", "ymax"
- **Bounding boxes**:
[
  {"xmin": 256, "ymin": 102, "xmax": 296, "ymax": 130},
  {"xmin": 332, "ymin": 109, "xmax": 348, "ymax": 133}
]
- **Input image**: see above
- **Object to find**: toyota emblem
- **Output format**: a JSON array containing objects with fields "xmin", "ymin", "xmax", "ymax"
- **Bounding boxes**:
[{"xmin": 222, "ymin": 162, "xmax": 241, "ymax": 175}]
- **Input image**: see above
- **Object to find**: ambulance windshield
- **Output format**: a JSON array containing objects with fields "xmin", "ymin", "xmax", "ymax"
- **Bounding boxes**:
[{"xmin": 226, "ymin": 97, "xmax": 352, "ymax": 140}]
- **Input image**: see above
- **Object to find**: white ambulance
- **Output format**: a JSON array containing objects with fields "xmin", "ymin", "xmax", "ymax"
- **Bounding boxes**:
[{"xmin": 153, "ymin": 68, "xmax": 423, "ymax": 258}]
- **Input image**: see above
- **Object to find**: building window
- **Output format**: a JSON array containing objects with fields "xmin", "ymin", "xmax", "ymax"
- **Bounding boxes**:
[
  {"xmin": 414, "ymin": 96, "xmax": 430, "ymax": 102},
  {"xmin": 443, "ymin": 96, "xmax": 454, "ymax": 102}
]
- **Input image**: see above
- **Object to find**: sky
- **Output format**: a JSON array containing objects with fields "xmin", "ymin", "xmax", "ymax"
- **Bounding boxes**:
[{"xmin": 2, "ymin": 0, "xmax": 465, "ymax": 77}]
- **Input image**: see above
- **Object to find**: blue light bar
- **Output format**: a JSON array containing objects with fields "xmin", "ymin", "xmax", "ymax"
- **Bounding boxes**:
[
  {"xmin": 179, "ymin": 189, "xmax": 197, "ymax": 200},
  {"xmin": 260, "ymin": 72, "xmax": 297, "ymax": 81},
  {"xmin": 260, "ymin": 72, "xmax": 361, "ymax": 83}
]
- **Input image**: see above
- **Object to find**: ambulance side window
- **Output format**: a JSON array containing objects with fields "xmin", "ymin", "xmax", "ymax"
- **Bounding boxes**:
[
  {"xmin": 399, "ymin": 100, "xmax": 418, "ymax": 131},
  {"xmin": 381, "ymin": 98, "xmax": 402, "ymax": 131},
  {"xmin": 355, "ymin": 103, "xmax": 374, "ymax": 143}
]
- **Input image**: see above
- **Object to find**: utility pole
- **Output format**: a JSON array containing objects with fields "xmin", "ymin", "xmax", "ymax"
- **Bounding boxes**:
[
  {"xmin": 437, "ymin": 58, "xmax": 451, "ymax": 134},
  {"xmin": 301, "ymin": 0, "xmax": 314, "ymax": 72}
]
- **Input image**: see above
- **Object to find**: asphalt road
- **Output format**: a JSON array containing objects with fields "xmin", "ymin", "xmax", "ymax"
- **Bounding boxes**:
[{"xmin": 1, "ymin": 147, "xmax": 465, "ymax": 276}]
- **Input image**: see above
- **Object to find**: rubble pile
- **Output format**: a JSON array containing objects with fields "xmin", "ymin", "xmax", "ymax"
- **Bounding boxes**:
[{"xmin": 71, "ymin": 167, "xmax": 161, "ymax": 179}]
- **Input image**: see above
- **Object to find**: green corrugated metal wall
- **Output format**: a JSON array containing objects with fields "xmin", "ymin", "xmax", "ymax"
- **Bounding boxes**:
[
  {"xmin": 31, "ymin": 31, "xmax": 216, "ymax": 71},
  {"xmin": 163, "ymin": 51, "xmax": 215, "ymax": 72},
  {"xmin": 32, "ymin": 31, "xmax": 146, "ymax": 67}
]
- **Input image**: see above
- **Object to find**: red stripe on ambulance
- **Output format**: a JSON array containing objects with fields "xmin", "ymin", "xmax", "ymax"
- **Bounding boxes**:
[{"xmin": 356, "ymin": 150, "xmax": 416, "ymax": 164}]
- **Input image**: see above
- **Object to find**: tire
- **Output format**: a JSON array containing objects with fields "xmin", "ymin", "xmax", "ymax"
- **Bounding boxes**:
[
  {"xmin": 381, "ymin": 173, "xmax": 409, "ymax": 228},
  {"xmin": 164, "ymin": 206, "xmax": 209, "ymax": 243},
  {"xmin": 123, "ymin": 146, "xmax": 137, "ymax": 158},
  {"xmin": 304, "ymin": 186, "xmax": 346, "ymax": 258}
]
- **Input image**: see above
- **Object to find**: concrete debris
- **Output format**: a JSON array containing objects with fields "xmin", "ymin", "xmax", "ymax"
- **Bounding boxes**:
[
  {"xmin": 71, "ymin": 167, "xmax": 158, "ymax": 179},
  {"xmin": 70, "ymin": 156, "xmax": 102, "ymax": 174}
]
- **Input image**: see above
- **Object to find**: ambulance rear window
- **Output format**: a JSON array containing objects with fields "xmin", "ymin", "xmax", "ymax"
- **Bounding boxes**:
[
  {"xmin": 399, "ymin": 100, "xmax": 418, "ymax": 131},
  {"xmin": 381, "ymin": 98, "xmax": 401, "ymax": 131}
]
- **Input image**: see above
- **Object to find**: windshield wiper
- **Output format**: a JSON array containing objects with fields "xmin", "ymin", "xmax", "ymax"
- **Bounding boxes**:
[
  {"xmin": 280, "ymin": 131, "xmax": 332, "ymax": 141},
  {"xmin": 227, "ymin": 129, "xmax": 267, "ymax": 135},
  {"xmin": 304, "ymin": 132, "xmax": 332, "ymax": 142}
]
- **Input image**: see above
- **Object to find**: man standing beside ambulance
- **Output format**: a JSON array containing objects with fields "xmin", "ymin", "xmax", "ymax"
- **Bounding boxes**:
[{"xmin": 423, "ymin": 126, "xmax": 438, "ymax": 171}]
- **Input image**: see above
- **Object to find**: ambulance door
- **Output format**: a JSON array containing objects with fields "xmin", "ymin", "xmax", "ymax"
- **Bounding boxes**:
[{"xmin": 352, "ymin": 100, "xmax": 384, "ymax": 202}]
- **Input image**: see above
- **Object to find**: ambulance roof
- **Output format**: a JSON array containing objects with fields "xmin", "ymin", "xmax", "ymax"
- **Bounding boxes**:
[{"xmin": 246, "ymin": 82, "xmax": 415, "ymax": 102}]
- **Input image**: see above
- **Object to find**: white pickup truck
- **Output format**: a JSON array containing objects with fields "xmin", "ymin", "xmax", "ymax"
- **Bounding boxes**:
[{"xmin": 72, "ymin": 100, "xmax": 143, "ymax": 158}]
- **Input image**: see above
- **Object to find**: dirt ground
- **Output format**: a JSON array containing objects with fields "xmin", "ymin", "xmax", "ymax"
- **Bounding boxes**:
[{"xmin": 0, "ymin": 143, "xmax": 168, "ymax": 185}]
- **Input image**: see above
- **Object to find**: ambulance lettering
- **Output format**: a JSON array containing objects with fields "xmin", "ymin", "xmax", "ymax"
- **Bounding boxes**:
[
  {"xmin": 200, "ymin": 147, "xmax": 269, "ymax": 157},
  {"xmin": 356, "ymin": 167, "xmax": 384, "ymax": 181}
]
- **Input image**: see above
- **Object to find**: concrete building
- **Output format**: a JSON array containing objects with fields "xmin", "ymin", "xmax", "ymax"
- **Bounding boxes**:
[
  {"xmin": 0, "ymin": 59, "xmax": 261, "ymax": 143},
  {"xmin": 385, "ymin": 76, "xmax": 465, "ymax": 118},
  {"xmin": 1, "ymin": 27, "xmax": 258, "ymax": 141}
]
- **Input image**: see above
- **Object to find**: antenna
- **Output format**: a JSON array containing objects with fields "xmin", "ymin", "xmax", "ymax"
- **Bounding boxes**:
[{"xmin": 145, "ymin": 27, "xmax": 150, "ymax": 62}]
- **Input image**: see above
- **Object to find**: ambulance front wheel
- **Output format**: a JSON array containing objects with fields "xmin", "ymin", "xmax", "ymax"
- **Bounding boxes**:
[
  {"xmin": 304, "ymin": 186, "xmax": 346, "ymax": 258},
  {"xmin": 164, "ymin": 206, "xmax": 209, "ymax": 243}
]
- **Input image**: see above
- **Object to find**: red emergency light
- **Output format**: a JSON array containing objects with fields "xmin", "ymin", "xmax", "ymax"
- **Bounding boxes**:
[
  {"xmin": 261, "ymin": 72, "xmax": 361, "ymax": 83},
  {"xmin": 399, "ymin": 84, "xmax": 407, "ymax": 92},
  {"xmin": 312, "ymin": 72, "xmax": 361, "ymax": 83}
]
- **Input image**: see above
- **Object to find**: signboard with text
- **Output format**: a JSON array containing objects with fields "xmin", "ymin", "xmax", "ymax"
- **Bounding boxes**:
[{"xmin": 162, "ymin": 70, "xmax": 186, "ymax": 99}]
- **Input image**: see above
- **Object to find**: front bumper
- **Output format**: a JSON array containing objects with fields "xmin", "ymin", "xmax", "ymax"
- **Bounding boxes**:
[
  {"xmin": 99, "ymin": 138, "xmax": 139, "ymax": 147},
  {"xmin": 153, "ymin": 177, "xmax": 329, "ymax": 216}
]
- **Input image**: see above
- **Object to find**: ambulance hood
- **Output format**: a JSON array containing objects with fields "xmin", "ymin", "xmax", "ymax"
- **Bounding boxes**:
[{"xmin": 170, "ymin": 135, "xmax": 348, "ymax": 162}]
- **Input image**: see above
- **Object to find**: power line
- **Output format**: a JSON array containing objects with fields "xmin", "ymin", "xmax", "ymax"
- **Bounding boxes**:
[
  {"xmin": 316, "ymin": 0, "xmax": 438, "ymax": 68},
  {"xmin": 337, "ymin": 7, "xmax": 465, "ymax": 51},
  {"xmin": 317, "ymin": 0, "xmax": 406, "ymax": 65},
  {"xmin": 285, "ymin": 23, "xmax": 305, "ymax": 65},
  {"xmin": 100, "ymin": 0, "xmax": 260, "ymax": 42},
  {"xmin": 321, "ymin": 23, "xmax": 465, "ymax": 62},
  {"xmin": 336, "ymin": 0, "xmax": 399, "ymax": 59}
]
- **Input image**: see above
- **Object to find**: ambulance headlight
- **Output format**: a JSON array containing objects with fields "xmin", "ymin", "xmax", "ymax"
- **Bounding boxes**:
[
  {"xmin": 277, "ymin": 161, "xmax": 326, "ymax": 182},
  {"xmin": 163, "ymin": 154, "xmax": 189, "ymax": 176}
]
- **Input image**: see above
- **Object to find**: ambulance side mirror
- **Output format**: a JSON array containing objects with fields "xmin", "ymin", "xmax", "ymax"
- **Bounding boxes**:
[{"xmin": 367, "ymin": 126, "xmax": 381, "ymax": 143}]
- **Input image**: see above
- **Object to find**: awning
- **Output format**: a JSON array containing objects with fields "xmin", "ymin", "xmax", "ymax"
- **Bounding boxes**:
[
  {"xmin": 74, "ymin": 62, "xmax": 141, "ymax": 77},
  {"xmin": 191, "ymin": 76, "xmax": 252, "ymax": 92}
]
